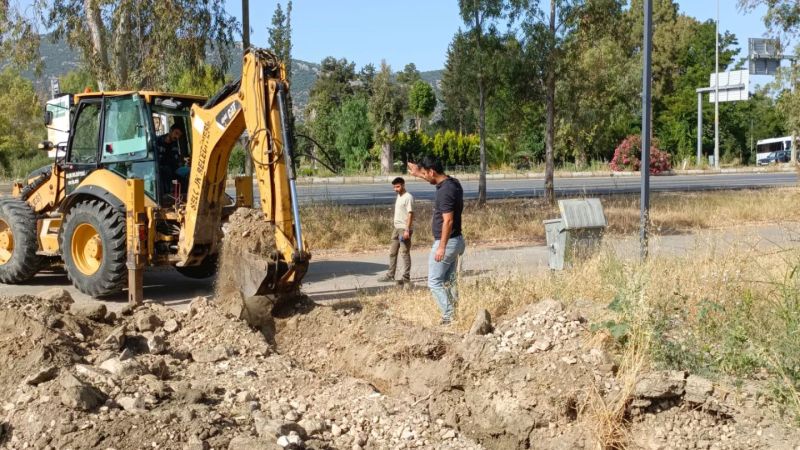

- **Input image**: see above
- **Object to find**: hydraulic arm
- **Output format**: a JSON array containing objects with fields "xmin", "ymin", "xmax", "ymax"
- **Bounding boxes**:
[{"xmin": 178, "ymin": 49, "xmax": 309, "ymax": 296}]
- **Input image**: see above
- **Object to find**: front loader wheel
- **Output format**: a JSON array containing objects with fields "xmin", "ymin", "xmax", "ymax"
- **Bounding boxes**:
[
  {"xmin": 62, "ymin": 200, "xmax": 127, "ymax": 297},
  {"xmin": 0, "ymin": 199, "xmax": 43, "ymax": 283}
]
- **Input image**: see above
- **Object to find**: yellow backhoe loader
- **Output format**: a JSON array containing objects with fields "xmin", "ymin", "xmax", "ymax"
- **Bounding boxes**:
[{"xmin": 0, "ymin": 48, "xmax": 309, "ymax": 303}]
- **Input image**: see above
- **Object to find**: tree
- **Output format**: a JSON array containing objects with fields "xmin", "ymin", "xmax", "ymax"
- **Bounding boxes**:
[
  {"xmin": 27, "ymin": 0, "xmax": 237, "ymax": 90},
  {"xmin": 0, "ymin": 2, "xmax": 40, "ymax": 72},
  {"xmin": 739, "ymin": 0, "xmax": 800, "ymax": 38},
  {"xmin": 558, "ymin": 0, "xmax": 637, "ymax": 165},
  {"xmin": 458, "ymin": 0, "xmax": 529, "ymax": 206},
  {"xmin": 0, "ymin": 68, "xmax": 45, "ymax": 175},
  {"xmin": 168, "ymin": 65, "xmax": 227, "ymax": 97},
  {"xmin": 305, "ymin": 57, "xmax": 357, "ymax": 167},
  {"xmin": 396, "ymin": 63, "xmax": 422, "ymax": 86},
  {"xmin": 521, "ymin": 0, "xmax": 582, "ymax": 204},
  {"xmin": 334, "ymin": 96, "xmax": 373, "ymax": 171},
  {"xmin": 408, "ymin": 80, "xmax": 437, "ymax": 131},
  {"xmin": 59, "ymin": 68, "xmax": 98, "ymax": 94},
  {"xmin": 357, "ymin": 63, "xmax": 377, "ymax": 96},
  {"xmin": 268, "ymin": 1, "xmax": 293, "ymax": 80},
  {"xmin": 441, "ymin": 31, "xmax": 478, "ymax": 134},
  {"xmin": 369, "ymin": 61, "xmax": 405, "ymax": 175}
]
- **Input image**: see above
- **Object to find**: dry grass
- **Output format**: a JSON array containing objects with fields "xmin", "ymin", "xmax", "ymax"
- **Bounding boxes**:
[{"xmin": 302, "ymin": 188, "xmax": 800, "ymax": 253}]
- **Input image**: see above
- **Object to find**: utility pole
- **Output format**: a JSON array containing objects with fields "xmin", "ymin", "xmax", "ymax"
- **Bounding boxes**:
[
  {"xmin": 714, "ymin": 0, "xmax": 720, "ymax": 169},
  {"xmin": 242, "ymin": 0, "xmax": 253, "ymax": 177},
  {"xmin": 640, "ymin": 0, "xmax": 652, "ymax": 260}
]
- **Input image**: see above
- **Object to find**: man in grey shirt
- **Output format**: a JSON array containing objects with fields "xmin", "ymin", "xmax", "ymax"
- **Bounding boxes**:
[{"xmin": 379, "ymin": 177, "xmax": 414, "ymax": 286}]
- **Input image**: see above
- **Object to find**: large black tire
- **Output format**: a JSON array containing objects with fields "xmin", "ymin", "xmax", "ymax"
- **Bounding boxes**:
[
  {"xmin": 61, "ymin": 200, "xmax": 127, "ymax": 297},
  {"xmin": 175, "ymin": 255, "xmax": 218, "ymax": 279},
  {"xmin": 0, "ymin": 198, "xmax": 43, "ymax": 283}
]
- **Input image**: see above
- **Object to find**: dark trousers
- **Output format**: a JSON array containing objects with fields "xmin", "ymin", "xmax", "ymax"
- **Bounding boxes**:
[{"xmin": 388, "ymin": 228, "xmax": 411, "ymax": 281}]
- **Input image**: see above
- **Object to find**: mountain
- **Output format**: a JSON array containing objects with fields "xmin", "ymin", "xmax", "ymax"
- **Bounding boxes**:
[{"xmin": 23, "ymin": 36, "xmax": 444, "ymax": 118}]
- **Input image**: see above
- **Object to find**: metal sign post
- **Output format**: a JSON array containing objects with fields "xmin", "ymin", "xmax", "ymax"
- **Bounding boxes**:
[{"xmin": 640, "ymin": 0, "xmax": 652, "ymax": 261}]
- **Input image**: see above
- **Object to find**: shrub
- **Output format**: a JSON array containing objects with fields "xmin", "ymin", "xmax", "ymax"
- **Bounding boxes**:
[{"xmin": 609, "ymin": 135, "xmax": 671, "ymax": 175}]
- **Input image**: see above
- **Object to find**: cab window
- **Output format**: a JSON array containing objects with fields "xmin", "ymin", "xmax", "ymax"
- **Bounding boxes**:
[
  {"xmin": 101, "ymin": 95, "xmax": 150, "ymax": 163},
  {"xmin": 69, "ymin": 102, "xmax": 101, "ymax": 164}
]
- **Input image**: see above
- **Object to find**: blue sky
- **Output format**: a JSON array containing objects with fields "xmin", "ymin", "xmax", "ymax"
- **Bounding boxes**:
[{"xmin": 224, "ymin": 1, "xmax": 773, "ymax": 72}]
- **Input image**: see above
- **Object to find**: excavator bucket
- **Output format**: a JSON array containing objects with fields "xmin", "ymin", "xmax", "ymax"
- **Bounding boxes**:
[{"xmin": 237, "ymin": 251, "xmax": 277, "ymax": 298}]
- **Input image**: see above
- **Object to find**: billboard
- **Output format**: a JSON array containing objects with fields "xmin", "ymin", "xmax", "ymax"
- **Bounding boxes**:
[{"xmin": 709, "ymin": 70, "xmax": 749, "ymax": 103}]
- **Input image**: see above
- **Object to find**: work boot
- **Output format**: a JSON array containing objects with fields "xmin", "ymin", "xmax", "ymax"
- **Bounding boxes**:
[{"xmin": 377, "ymin": 274, "xmax": 394, "ymax": 282}]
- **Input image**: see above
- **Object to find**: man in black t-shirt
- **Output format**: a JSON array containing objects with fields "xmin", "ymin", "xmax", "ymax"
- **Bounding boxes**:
[
  {"xmin": 407, "ymin": 156, "xmax": 465, "ymax": 325},
  {"xmin": 156, "ymin": 123, "xmax": 187, "ymax": 196}
]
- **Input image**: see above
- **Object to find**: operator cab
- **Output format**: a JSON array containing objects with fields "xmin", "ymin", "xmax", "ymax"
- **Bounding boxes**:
[{"xmin": 63, "ymin": 91, "xmax": 205, "ymax": 206}]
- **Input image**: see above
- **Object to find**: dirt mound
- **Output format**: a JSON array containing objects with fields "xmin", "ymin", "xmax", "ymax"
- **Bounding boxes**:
[
  {"xmin": 2, "ymin": 288, "xmax": 799, "ymax": 449},
  {"xmin": 275, "ymin": 298, "xmax": 800, "ymax": 449},
  {"xmin": 213, "ymin": 207, "xmax": 282, "ymax": 323}
]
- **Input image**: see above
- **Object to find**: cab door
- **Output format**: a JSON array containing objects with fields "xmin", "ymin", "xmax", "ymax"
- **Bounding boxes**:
[{"xmin": 64, "ymin": 98, "xmax": 103, "ymax": 193}]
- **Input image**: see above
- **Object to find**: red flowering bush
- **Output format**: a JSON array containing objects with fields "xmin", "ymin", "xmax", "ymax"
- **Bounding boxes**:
[{"xmin": 609, "ymin": 135, "xmax": 672, "ymax": 175}]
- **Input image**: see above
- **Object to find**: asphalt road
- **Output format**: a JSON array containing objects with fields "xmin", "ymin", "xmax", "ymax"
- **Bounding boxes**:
[
  {"xmin": 293, "ymin": 172, "xmax": 798, "ymax": 205},
  {"xmin": 2, "ymin": 172, "xmax": 795, "ymax": 205}
]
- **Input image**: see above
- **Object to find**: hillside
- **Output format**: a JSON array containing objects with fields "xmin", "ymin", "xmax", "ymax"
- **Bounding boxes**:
[{"xmin": 24, "ymin": 36, "xmax": 443, "ymax": 117}]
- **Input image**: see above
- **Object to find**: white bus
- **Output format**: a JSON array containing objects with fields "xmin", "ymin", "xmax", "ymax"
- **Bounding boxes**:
[{"xmin": 756, "ymin": 136, "xmax": 792, "ymax": 165}]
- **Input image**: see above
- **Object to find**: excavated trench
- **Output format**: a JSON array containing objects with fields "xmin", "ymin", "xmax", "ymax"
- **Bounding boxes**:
[{"xmin": 270, "ymin": 297, "xmax": 600, "ymax": 449}]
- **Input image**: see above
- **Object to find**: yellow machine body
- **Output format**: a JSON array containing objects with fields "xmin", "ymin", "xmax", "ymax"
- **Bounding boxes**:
[{"xmin": 0, "ymin": 49, "xmax": 309, "ymax": 299}]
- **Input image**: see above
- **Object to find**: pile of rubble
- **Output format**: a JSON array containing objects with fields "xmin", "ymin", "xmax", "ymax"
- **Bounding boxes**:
[{"xmin": 1, "ymin": 288, "xmax": 799, "ymax": 450}]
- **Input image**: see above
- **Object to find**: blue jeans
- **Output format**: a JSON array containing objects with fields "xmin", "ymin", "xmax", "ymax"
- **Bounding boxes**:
[{"xmin": 428, "ymin": 236, "xmax": 466, "ymax": 321}]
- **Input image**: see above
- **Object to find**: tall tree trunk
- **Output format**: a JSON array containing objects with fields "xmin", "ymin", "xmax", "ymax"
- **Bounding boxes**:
[
  {"xmin": 475, "ymin": 4, "xmax": 487, "ymax": 207},
  {"xmin": 113, "ymin": 1, "xmax": 131, "ymax": 89},
  {"xmin": 380, "ymin": 141, "xmax": 392, "ymax": 175},
  {"xmin": 84, "ymin": 0, "xmax": 109, "ymax": 90},
  {"xmin": 544, "ymin": 0, "xmax": 556, "ymax": 205},
  {"xmin": 415, "ymin": 115, "xmax": 422, "ymax": 132}
]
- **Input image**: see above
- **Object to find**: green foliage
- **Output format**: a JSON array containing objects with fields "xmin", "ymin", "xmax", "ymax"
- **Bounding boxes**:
[
  {"xmin": 268, "ymin": 1, "xmax": 293, "ymax": 80},
  {"xmin": 369, "ymin": 62, "xmax": 404, "ymax": 145},
  {"xmin": 305, "ymin": 57, "xmax": 357, "ymax": 163},
  {"xmin": 334, "ymin": 96, "xmax": 373, "ymax": 171},
  {"xmin": 0, "ymin": 3, "xmax": 41, "ymax": 72},
  {"xmin": 39, "ymin": 0, "xmax": 237, "ymax": 90},
  {"xmin": 167, "ymin": 64, "xmax": 227, "ymax": 97},
  {"xmin": 59, "ymin": 68, "xmax": 98, "ymax": 93},
  {"xmin": 441, "ymin": 31, "xmax": 478, "ymax": 134},
  {"xmin": 393, "ymin": 131, "xmax": 480, "ymax": 168},
  {"xmin": 408, "ymin": 80, "xmax": 436, "ymax": 131},
  {"xmin": 0, "ymin": 68, "xmax": 47, "ymax": 178},
  {"xmin": 228, "ymin": 145, "xmax": 246, "ymax": 176}
]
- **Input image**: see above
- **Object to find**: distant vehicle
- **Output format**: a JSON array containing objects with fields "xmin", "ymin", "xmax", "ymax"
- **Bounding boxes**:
[
  {"xmin": 758, "ymin": 150, "xmax": 791, "ymax": 165},
  {"xmin": 756, "ymin": 136, "xmax": 792, "ymax": 165}
]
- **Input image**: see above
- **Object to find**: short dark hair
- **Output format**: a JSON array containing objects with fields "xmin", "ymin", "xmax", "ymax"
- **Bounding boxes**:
[
  {"xmin": 170, "ymin": 122, "xmax": 185, "ymax": 133},
  {"xmin": 391, "ymin": 177, "xmax": 405, "ymax": 185},
  {"xmin": 417, "ymin": 155, "xmax": 444, "ymax": 174}
]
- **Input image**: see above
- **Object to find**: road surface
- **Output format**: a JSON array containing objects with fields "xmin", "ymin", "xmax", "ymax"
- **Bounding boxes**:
[
  {"xmin": 294, "ymin": 172, "xmax": 797, "ymax": 205},
  {"xmin": 1, "ymin": 172, "xmax": 796, "ymax": 206}
]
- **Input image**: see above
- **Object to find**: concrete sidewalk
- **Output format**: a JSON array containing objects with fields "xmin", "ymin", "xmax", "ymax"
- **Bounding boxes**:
[{"xmin": 1, "ymin": 223, "xmax": 798, "ymax": 311}]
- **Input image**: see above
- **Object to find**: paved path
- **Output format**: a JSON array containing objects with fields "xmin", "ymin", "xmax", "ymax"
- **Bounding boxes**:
[{"xmin": 2, "ymin": 223, "xmax": 798, "ymax": 311}]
